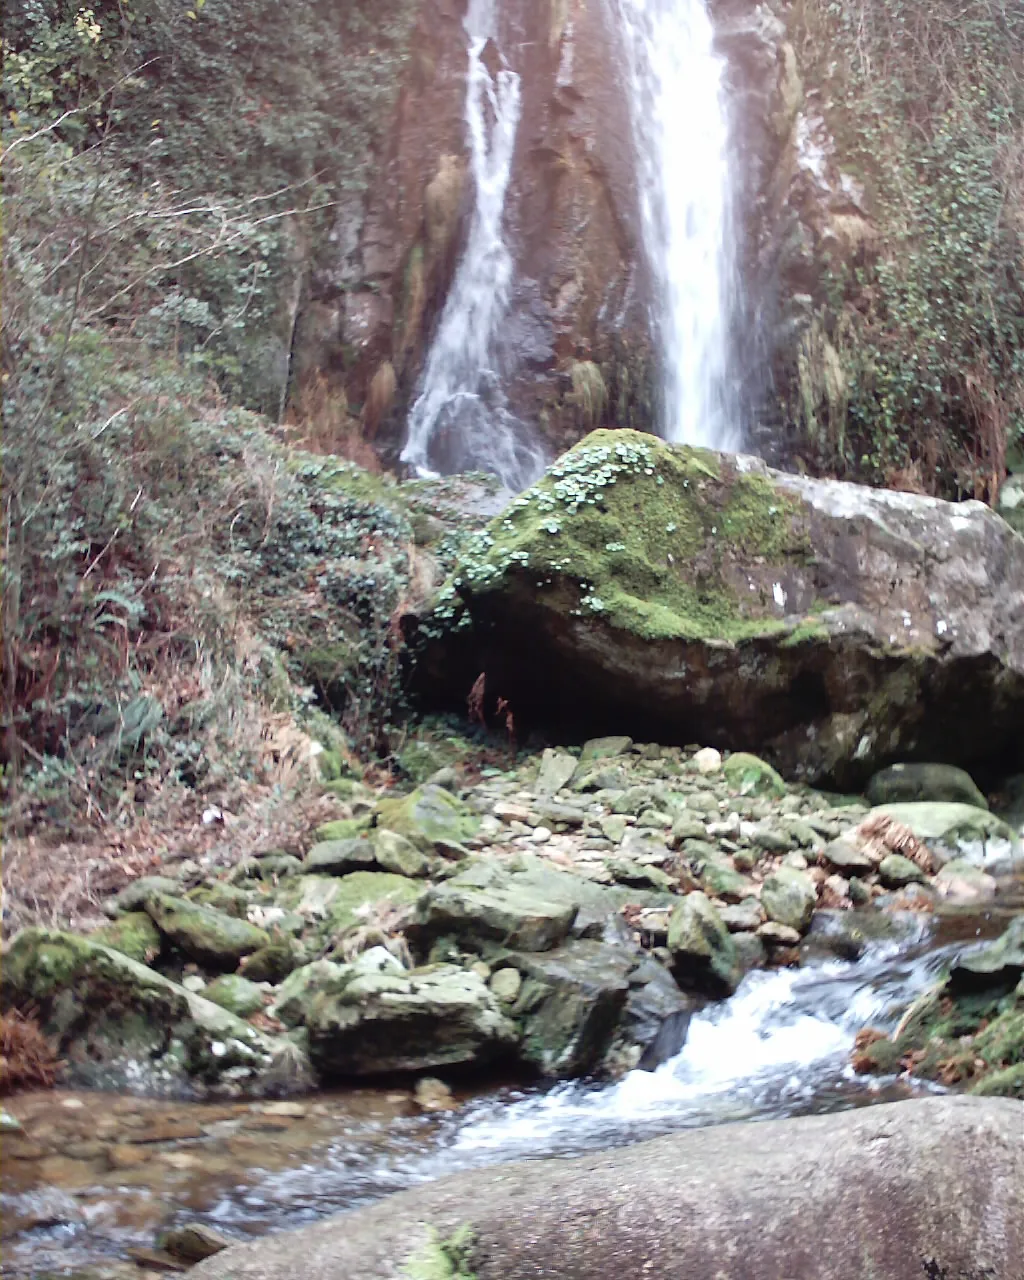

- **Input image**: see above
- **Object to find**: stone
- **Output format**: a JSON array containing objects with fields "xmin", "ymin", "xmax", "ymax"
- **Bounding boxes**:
[
  {"xmin": 718, "ymin": 899, "xmax": 764, "ymax": 932},
  {"xmin": 372, "ymin": 829, "xmax": 431, "ymax": 878},
  {"xmin": 0, "ymin": 1109, "xmax": 22, "ymax": 1133},
  {"xmin": 822, "ymin": 836, "xmax": 874, "ymax": 874},
  {"xmin": 303, "ymin": 837, "xmax": 377, "ymax": 875},
  {"xmin": 723, "ymin": 752, "xmax": 787, "ymax": 797},
  {"xmin": 600, "ymin": 814, "xmax": 629, "ymax": 844},
  {"xmin": 414, "ymin": 432, "xmax": 1024, "ymax": 789},
  {"xmin": 877, "ymin": 853, "xmax": 928, "ymax": 888},
  {"xmin": 190, "ymin": 1099, "xmax": 1024, "ymax": 1280},
  {"xmin": 304, "ymin": 964, "xmax": 517, "ymax": 1078},
  {"xmin": 750, "ymin": 825, "xmax": 793, "ymax": 854},
  {"xmin": 269, "ymin": 960, "xmax": 348, "ymax": 1028},
  {"xmin": 0, "ymin": 929, "xmax": 278, "ymax": 1095},
  {"xmin": 278, "ymin": 872, "xmax": 421, "ymax": 941},
  {"xmin": 950, "ymin": 916, "xmax": 1024, "ymax": 990},
  {"xmin": 535, "ymin": 748, "xmax": 578, "ymax": 796},
  {"xmin": 510, "ymin": 941, "xmax": 634, "ymax": 1077},
  {"xmin": 580, "ymin": 736, "xmax": 632, "ymax": 763},
  {"xmin": 866, "ymin": 762, "xmax": 988, "ymax": 809},
  {"xmin": 163, "ymin": 1223, "xmax": 233, "ymax": 1263},
  {"xmin": 757, "ymin": 921, "xmax": 802, "ymax": 947},
  {"xmin": 691, "ymin": 747, "xmax": 722, "ymax": 774},
  {"xmin": 869, "ymin": 802, "xmax": 1020, "ymax": 871},
  {"xmin": 409, "ymin": 878, "xmax": 577, "ymax": 954},
  {"xmin": 90, "ymin": 911, "xmax": 162, "ymax": 964},
  {"xmin": 933, "ymin": 859, "xmax": 997, "ymax": 901},
  {"xmin": 760, "ymin": 867, "xmax": 817, "ymax": 932},
  {"xmin": 112, "ymin": 876, "xmax": 180, "ymax": 914},
  {"xmin": 202, "ymin": 974, "xmax": 265, "ymax": 1018},
  {"xmin": 617, "ymin": 958, "xmax": 695, "ymax": 1071},
  {"xmin": 489, "ymin": 967, "xmax": 522, "ymax": 1004},
  {"xmin": 666, "ymin": 892, "xmax": 740, "ymax": 995},
  {"xmin": 239, "ymin": 939, "xmax": 307, "ymax": 984},
  {"xmin": 695, "ymin": 857, "xmax": 750, "ymax": 903},
  {"xmin": 414, "ymin": 1077, "xmax": 456, "ymax": 1112},
  {"xmin": 374, "ymin": 784, "xmax": 480, "ymax": 853},
  {"xmin": 144, "ymin": 895, "xmax": 270, "ymax": 970}
]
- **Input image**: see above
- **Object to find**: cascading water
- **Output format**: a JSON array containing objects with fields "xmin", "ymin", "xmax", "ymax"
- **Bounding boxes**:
[
  {"xmin": 615, "ymin": 0, "xmax": 741, "ymax": 450},
  {"xmin": 400, "ymin": 0, "xmax": 546, "ymax": 491}
]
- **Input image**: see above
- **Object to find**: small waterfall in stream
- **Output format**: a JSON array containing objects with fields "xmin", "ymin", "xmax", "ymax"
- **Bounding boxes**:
[
  {"xmin": 616, "ymin": 0, "xmax": 741, "ymax": 450},
  {"xmin": 400, "ymin": 0, "xmax": 546, "ymax": 491}
]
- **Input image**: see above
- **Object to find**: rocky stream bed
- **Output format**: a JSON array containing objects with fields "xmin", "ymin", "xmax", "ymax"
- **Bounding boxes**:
[{"xmin": 3, "ymin": 736, "xmax": 1023, "ymax": 1276}]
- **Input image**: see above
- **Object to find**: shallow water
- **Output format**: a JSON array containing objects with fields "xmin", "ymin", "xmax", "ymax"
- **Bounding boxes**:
[{"xmin": 0, "ymin": 905, "xmax": 1014, "ymax": 1276}]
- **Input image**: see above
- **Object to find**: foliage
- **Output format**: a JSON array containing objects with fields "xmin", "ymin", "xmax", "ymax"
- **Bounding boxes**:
[
  {"xmin": 1, "ymin": 0, "xmax": 420, "ymax": 834},
  {"xmin": 787, "ymin": 0, "xmax": 1024, "ymax": 495}
]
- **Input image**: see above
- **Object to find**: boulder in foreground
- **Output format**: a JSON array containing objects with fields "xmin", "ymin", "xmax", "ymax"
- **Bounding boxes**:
[
  {"xmin": 192, "ymin": 1097, "xmax": 1024, "ymax": 1280},
  {"xmin": 412, "ymin": 430, "xmax": 1024, "ymax": 786}
]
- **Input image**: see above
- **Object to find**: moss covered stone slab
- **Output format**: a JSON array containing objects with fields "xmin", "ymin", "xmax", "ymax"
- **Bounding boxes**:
[
  {"xmin": 305, "ymin": 964, "xmax": 517, "ymax": 1078},
  {"xmin": 412, "ymin": 429, "xmax": 1024, "ymax": 788}
]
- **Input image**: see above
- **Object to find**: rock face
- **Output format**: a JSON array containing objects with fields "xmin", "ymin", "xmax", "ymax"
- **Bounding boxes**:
[
  {"xmin": 413, "ymin": 430, "xmax": 1024, "ymax": 786},
  {"xmin": 303, "ymin": 0, "xmax": 655, "ymax": 459},
  {"xmin": 191, "ymin": 1097, "xmax": 1024, "ymax": 1280}
]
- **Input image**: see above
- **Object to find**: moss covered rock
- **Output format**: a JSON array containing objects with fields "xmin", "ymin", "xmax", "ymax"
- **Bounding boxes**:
[
  {"xmin": 304, "ymin": 964, "xmax": 518, "ymax": 1078},
  {"xmin": 866, "ymin": 763, "xmax": 988, "ymax": 809},
  {"xmin": 202, "ymin": 974, "xmax": 266, "ymax": 1018},
  {"xmin": 870, "ymin": 802, "xmax": 1020, "ymax": 871},
  {"xmin": 375, "ymin": 784, "xmax": 480, "ymax": 853},
  {"xmin": 667, "ymin": 892, "xmax": 740, "ymax": 996},
  {"xmin": 91, "ymin": 912, "xmax": 162, "ymax": 965},
  {"xmin": 0, "ymin": 929, "xmax": 280, "ymax": 1095},
  {"xmin": 760, "ymin": 867, "xmax": 818, "ymax": 933},
  {"xmin": 722, "ymin": 752, "xmax": 786, "ymax": 798},
  {"xmin": 412, "ymin": 430, "xmax": 1024, "ymax": 788},
  {"xmin": 145, "ymin": 895, "xmax": 271, "ymax": 970}
]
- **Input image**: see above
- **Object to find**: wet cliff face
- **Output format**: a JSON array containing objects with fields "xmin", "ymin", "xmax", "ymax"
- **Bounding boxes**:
[{"xmin": 294, "ymin": 0, "xmax": 656, "ymax": 462}]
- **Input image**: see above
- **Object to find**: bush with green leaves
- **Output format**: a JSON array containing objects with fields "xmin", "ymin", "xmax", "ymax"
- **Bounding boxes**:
[
  {"xmin": 784, "ymin": 0, "xmax": 1024, "ymax": 495},
  {"xmin": 1, "ymin": 0, "xmax": 420, "ymax": 833}
]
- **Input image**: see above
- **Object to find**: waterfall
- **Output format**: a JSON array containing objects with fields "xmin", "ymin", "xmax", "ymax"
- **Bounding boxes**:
[
  {"xmin": 400, "ymin": 0, "xmax": 546, "ymax": 491},
  {"xmin": 615, "ymin": 0, "xmax": 741, "ymax": 450}
]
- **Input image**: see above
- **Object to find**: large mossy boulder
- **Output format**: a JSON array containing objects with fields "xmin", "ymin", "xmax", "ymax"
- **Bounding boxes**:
[
  {"xmin": 191, "ymin": 1099, "xmax": 1024, "ymax": 1280},
  {"xmin": 303, "ymin": 963, "xmax": 517, "ymax": 1078},
  {"xmin": 411, "ymin": 430, "xmax": 1024, "ymax": 787},
  {"xmin": 0, "ymin": 929, "xmax": 288, "ymax": 1095}
]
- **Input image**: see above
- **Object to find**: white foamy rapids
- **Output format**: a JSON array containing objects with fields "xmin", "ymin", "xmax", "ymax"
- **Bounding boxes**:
[
  {"xmin": 400, "ymin": 0, "xmax": 546, "ymax": 491},
  {"xmin": 615, "ymin": 0, "xmax": 740, "ymax": 450},
  {"xmin": 447, "ymin": 930, "xmax": 945, "ymax": 1162}
]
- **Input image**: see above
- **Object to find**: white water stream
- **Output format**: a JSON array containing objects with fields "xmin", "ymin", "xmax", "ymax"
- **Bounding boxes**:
[
  {"xmin": 400, "ymin": 0, "xmax": 546, "ymax": 490},
  {"xmin": 615, "ymin": 0, "xmax": 740, "ymax": 450}
]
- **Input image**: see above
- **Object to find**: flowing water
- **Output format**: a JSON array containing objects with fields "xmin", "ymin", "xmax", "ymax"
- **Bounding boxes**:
[
  {"xmin": 3, "ymin": 912, "xmax": 1006, "ymax": 1276},
  {"xmin": 399, "ymin": 0, "xmax": 546, "ymax": 491},
  {"xmin": 614, "ymin": 0, "xmax": 740, "ymax": 449}
]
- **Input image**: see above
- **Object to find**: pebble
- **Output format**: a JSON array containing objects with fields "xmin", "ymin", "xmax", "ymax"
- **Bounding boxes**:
[{"xmin": 692, "ymin": 747, "xmax": 723, "ymax": 774}]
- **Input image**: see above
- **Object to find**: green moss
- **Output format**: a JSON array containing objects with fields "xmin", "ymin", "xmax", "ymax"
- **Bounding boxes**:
[
  {"xmin": 400, "ymin": 1225, "xmax": 477, "ymax": 1280},
  {"xmin": 723, "ymin": 752, "xmax": 787, "ymax": 798},
  {"xmin": 437, "ymin": 430, "xmax": 810, "ymax": 644},
  {"xmin": 91, "ymin": 912, "xmax": 162, "ymax": 965},
  {"xmin": 780, "ymin": 617, "xmax": 832, "ymax": 647},
  {"xmin": 970, "ymin": 1062, "xmax": 1024, "ymax": 1098}
]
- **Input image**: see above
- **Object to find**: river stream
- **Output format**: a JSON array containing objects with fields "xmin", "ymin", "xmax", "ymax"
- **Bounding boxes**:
[{"xmin": 3, "ymin": 903, "xmax": 1016, "ymax": 1277}]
